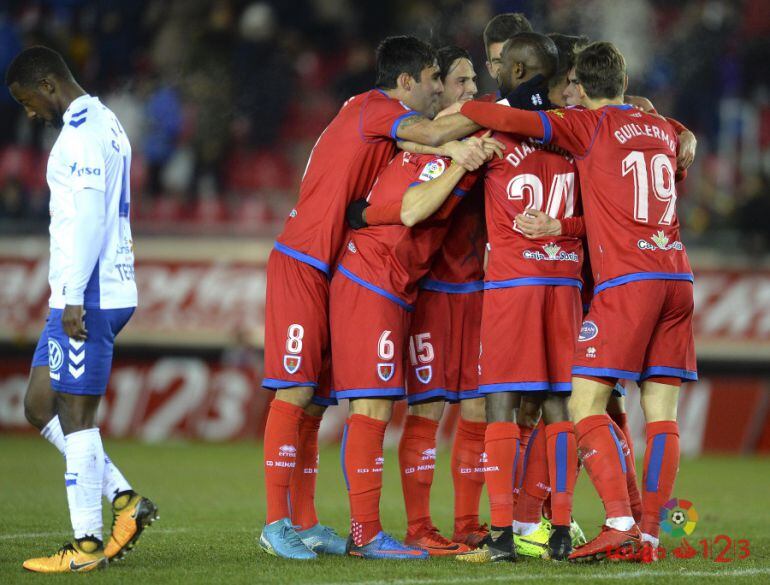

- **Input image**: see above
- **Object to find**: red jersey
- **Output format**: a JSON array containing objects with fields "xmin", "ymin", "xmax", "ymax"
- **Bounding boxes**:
[
  {"xmin": 540, "ymin": 105, "xmax": 692, "ymax": 292},
  {"xmin": 420, "ymin": 190, "xmax": 486, "ymax": 293},
  {"xmin": 338, "ymin": 152, "xmax": 475, "ymax": 308},
  {"xmin": 483, "ymin": 132, "xmax": 583, "ymax": 287},
  {"xmin": 275, "ymin": 89, "xmax": 419, "ymax": 274}
]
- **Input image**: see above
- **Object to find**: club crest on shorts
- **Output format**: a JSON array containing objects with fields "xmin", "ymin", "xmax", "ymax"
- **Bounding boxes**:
[
  {"xmin": 415, "ymin": 365, "xmax": 432, "ymax": 384},
  {"xmin": 377, "ymin": 363, "xmax": 395, "ymax": 382},
  {"xmin": 48, "ymin": 339, "xmax": 63, "ymax": 375},
  {"xmin": 283, "ymin": 354, "xmax": 302, "ymax": 374},
  {"xmin": 578, "ymin": 320, "xmax": 598, "ymax": 342}
]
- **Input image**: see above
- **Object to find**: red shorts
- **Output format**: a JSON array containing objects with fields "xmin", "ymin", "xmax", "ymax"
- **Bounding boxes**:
[
  {"xmin": 572, "ymin": 279, "xmax": 697, "ymax": 382},
  {"xmin": 262, "ymin": 248, "xmax": 335, "ymax": 405},
  {"xmin": 479, "ymin": 285, "xmax": 582, "ymax": 394},
  {"xmin": 329, "ymin": 270, "xmax": 410, "ymax": 400},
  {"xmin": 406, "ymin": 288, "xmax": 482, "ymax": 404}
]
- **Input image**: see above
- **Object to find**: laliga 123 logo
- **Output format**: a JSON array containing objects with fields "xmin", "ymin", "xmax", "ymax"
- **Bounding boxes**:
[{"xmin": 660, "ymin": 498, "xmax": 698, "ymax": 537}]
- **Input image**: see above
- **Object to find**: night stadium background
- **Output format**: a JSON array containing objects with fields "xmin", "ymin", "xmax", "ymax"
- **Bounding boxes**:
[{"xmin": 0, "ymin": 1, "xmax": 768, "ymax": 583}]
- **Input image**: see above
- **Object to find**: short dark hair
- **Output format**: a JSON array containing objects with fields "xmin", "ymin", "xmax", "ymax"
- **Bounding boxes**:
[
  {"xmin": 483, "ymin": 13, "xmax": 533, "ymax": 53},
  {"xmin": 575, "ymin": 41, "xmax": 626, "ymax": 99},
  {"xmin": 501, "ymin": 32, "xmax": 559, "ymax": 80},
  {"xmin": 5, "ymin": 46, "xmax": 74, "ymax": 88},
  {"xmin": 547, "ymin": 33, "xmax": 590, "ymax": 89},
  {"xmin": 375, "ymin": 36, "xmax": 437, "ymax": 89},
  {"xmin": 436, "ymin": 45, "xmax": 471, "ymax": 82}
]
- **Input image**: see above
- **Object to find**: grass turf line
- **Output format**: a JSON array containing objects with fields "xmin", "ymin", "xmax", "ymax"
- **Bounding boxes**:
[{"xmin": 0, "ymin": 435, "xmax": 768, "ymax": 584}]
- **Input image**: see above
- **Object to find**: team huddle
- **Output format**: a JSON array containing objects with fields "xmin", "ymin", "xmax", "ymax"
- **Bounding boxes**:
[
  {"xmin": 260, "ymin": 12, "xmax": 696, "ymax": 564},
  {"xmin": 7, "ymin": 10, "xmax": 696, "ymax": 575}
]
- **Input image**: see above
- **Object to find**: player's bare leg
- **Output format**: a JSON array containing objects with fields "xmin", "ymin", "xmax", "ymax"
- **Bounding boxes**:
[
  {"xmin": 398, "ymin": 399, "xmax": 470, "ymax": 555},
  {"xmin": 345, "ymin": 398, "xmax": 427, "ymax": 559},
  {"xmin": 568, "ymin": 377, "xmax": 640, "ymax": 562},
  {"xmin": 637, "ymin": 379, "xmax": 680, "ymax": 559},
  {"xmin": 24, "ymin": 366, "xmax": 154, "ymax": 563},
  {"xmin": 24, "ymin": 366, "xmax": 57, "ymax": 429}
]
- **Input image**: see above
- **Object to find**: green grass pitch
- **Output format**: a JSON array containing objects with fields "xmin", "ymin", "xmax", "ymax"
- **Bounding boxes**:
[{"xmin": 1, "ymin": 435, "xmax": 768, "ymax": 584}]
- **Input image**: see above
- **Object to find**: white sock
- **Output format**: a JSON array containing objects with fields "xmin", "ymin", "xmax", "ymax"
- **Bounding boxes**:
[
  {"xmin": 641, "ymin": 533, "xmax": 659, "ymax": 547},
  {"xmin": 512, "ymin": 521, "xmax": 540, "ymax": 536},
  {"xmin": 605, "ymin": 516, "xmax": 635, "ymax": 532},
  {"xmin": 41, "ymin": 415, "xmax": 131, "ymax": 503},
  {"xmin": 102, "ymin": 454, "xmax": 132, "ymax": 502},
  {"xmin": 41, "ymin": 416, "xmax": 66, "ymax": 456},
  {"xmin": 64, "ymin": 428, "xmax": 105, "ymax": 540}
]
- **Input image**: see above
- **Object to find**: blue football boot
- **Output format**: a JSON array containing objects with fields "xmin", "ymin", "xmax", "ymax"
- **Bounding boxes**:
[
  {"xmin": 297, "ymin": 523, "xmax": 347, "ymax": 555},
  {"xmin": 347, "ymin": 531, "xmax": 429, "ymax": 560},
  {"xmin": 259, "ymin": 518, "xmax": 317, "ymax": 560}
]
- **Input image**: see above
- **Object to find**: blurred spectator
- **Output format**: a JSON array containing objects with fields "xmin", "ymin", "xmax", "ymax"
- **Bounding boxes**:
[{"xmin": 0, "ymin": 0, "xmax": 767, "ymax": 247}]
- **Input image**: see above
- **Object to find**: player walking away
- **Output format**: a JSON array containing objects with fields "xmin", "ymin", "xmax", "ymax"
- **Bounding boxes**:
[
  {"xmin": 259, "ymin": 35, "xmax": 485, "ymax": 560},
  {"xmin": 6, "ymin": 46, "xmax": 157, "ymax": 573},
  {"xmin": 457, "ymin": 41, "xmax": 697, "ymax": 562}
]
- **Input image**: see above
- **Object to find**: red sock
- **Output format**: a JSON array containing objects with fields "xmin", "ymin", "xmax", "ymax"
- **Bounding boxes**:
[
  {"xmin": 514, "ymin": 425, "xmax": 533, "ymax": 508},
  {"xmin": 343, "ymin": 414, "xmax": 388, "ymax": 546},
  {"xmin": 484, "ymin": 421, "xmax": 519, "ymax": 528},
  {"xmin": 641, "ymin": 421, "xmax": 680, "ymax": 538},
  {"xmin": 399, "ymin": 415, "xmax": 439, "ymax": 534},
  {"xmin": 263, "ymin": 399, "xmax": 304, "ymax": 524},
  {"xmin": 546, "ymin": 421, "xmax": 577, "ymax": 527},
  {"xmin": 609, "ymin": 416, "xmax": 643, "ymax": 523},
  {"xmin": 516, "ymin": 422, "xmax": 549, "ymax": 524},
  {"xmin": 452, "ymin": 418, "xmax": 486, "ymax": 534},
  {"xmin": 289, "ymin": 413, "xmax": 322, "ymax": 530},
  {"xmin": 575, "ymin": 414, "xmax": 632, "ymax": 519}
]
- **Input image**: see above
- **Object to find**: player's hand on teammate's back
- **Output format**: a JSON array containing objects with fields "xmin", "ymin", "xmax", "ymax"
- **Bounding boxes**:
[
  {"xmin": 677, "ymin": 130, "xmax": 697, "ymax": 170},
  {"xmin": 479, "ymin": 130, "xmax": 505, "ymax": 161},
  {"xmin": 444, "ymin": 139, "xmax": 486, "ymax": 171},
  {"xmin": 62, "ymin": 305, "xmax": 88, "ymax": 340},
  {"xmin": 514, "ymin": 209, "xmax": 562, "ymax": 239}
]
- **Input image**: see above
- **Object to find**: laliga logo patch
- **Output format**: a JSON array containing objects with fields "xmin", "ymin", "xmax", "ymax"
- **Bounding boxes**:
[
  {"xmin": 48, "ymin": 339, "xmax": 64, "ymax": 373},
  {"xmin": 418, "ymin": 159, "xmax": 446, "ymax": 182},
  {"xmin": 283, "ymin": 355, "xmax": 302, "ymax": 374},
  {"xmin": 377, "ymin": 363, "xmax": 395, "ymax": 382},
  {"xmin": 415, "ymin": 365, "xmax": 432, "ymax": 384},
  {"xmin": 579, "ymin": 320, "xmax": 598, "ymax": 342}
]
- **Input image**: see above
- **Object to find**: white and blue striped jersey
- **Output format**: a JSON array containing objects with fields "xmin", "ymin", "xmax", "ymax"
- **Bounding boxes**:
[{"xmin": 46, "ymin": 94, "xmax": 137, "ymax": 309}]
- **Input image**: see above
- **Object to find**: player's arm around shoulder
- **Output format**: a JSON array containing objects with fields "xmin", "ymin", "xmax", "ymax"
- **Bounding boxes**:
[{"xmin": 400, "ymin": 158, "xmax": 467, "ymax": 227}]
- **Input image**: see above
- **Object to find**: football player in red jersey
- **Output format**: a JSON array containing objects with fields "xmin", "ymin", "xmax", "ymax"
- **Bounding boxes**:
[
  {"xmin": 457, "ymin": 41, "xmax": 697, "ymax": 562},
  {"xmin": 393, "ymin": 45, "xmax": 489, "ymax": 556},
  {"xmin": 259, "ymin": 35, "xmax": 489, "ymax": 559},
  {"xmin": 329, "ymin": 127, "xmax": 499, "ymax": 558}
]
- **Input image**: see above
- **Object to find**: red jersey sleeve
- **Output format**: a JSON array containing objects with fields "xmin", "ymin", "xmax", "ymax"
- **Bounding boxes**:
[
  {"xmin": 540, "ymin": 107, "xmax": 602, "ymax": 157},
  {"xmin": 361, "ymin": 91, "xmax": 421, "ymax": 140}
]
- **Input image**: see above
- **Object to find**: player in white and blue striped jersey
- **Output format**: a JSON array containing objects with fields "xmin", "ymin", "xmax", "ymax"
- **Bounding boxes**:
[{"xmin": 7, "ymin": 46, "xmax": 157, "ymax": 573}]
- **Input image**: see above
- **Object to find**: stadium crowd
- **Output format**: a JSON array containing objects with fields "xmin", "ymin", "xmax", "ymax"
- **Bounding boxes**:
[{"xmin": 0, "ymin": 0, "xmax": 768, "ymax": 247}]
